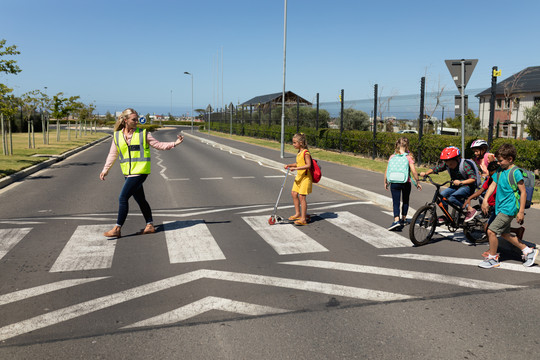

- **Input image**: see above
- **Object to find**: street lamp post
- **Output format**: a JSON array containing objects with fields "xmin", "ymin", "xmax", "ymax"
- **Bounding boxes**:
[{"xmin": 184, "ymin": 72, "xmax": 194, "ymax": 133}]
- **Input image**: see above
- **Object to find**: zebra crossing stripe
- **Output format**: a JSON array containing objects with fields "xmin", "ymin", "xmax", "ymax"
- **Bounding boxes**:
[
  {"xmin": 280, "ymin": 260, "xmax": 524, "ymax": 290},
  {"xmin": 319, "ymin": 211, "xmax": 411, "ymax": 248},
  {"xmin": 0, "ymin": 228, "xmax": 32, "ymax": 260},
  {"xmin": 122, "ymin": 296, "xmax": 290, "ymax": 329},
  {"xmin": 164, "ymin": 220, "xmax": 226, "ymax": 263},
  {"xmin": 381, "ymin": 253, "xmax": 540, "ymax": 274},
  {"xmin": 0, "ymin": 277, "xmax": 109, "ymax": 306},
  {"xmin": 49, "ymin": 225, "xmax": 117, "ymax": 272},
  {"xmin": 242, "ymin": 216, "xmax": 328, "ymax": 255},
  {"xmin": 0, "ymin": 269, "xmax": 413, "ymax": 342}
]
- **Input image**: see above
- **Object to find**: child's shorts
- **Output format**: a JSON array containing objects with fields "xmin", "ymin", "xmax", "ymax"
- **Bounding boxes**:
[{"xmin": 488, "ymin": 212, "xmax": 514, "ymax": 236}]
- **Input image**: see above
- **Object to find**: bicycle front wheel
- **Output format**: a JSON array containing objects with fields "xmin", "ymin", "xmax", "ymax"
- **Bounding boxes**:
[{"xmin": 409, "ymin": 204, "xmax": 437, "ymax": 246}]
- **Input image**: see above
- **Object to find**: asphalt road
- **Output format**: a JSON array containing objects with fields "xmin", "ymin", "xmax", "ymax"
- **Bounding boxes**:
[{"xmin": 0, "ymin": 127, "xmax": 539, "ymax": 359}]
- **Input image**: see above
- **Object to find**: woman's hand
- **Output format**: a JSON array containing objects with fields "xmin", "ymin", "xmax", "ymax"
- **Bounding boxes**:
[
  {"xmin": 174, "ymin": 135, "xmax": 184, "ymax": 147},
  {"xmin": 100, "ymin": 171, "xmax": 107, "ymax": 181}
]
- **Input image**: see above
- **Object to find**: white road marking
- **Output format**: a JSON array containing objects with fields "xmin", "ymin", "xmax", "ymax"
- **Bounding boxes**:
[
  {"xmin": 164, "ymin": 220, "xmax": 226, "ymax": 263},
  {"xmin": 242, "ymin": 215, "xmax": 328, "ymax": 255},
  {"xmin": 152, "ymin": 204, "xmax": 267, "ymax": 218},
  {"xmin": 0, "ymin": 269, "xmax": 414, "ymax": 341},
  {"xmin": 381, "ymin": 253, "xmax": 540, "ymax": 273},
  {"xmin": 319, "ymin": 211, "xmax": 411, "ymax": 248},
  {"xmin": 382, "ymin": 211, "xmax": 413, "ymax": 220},
  {"xmin": 264, "ymin": 175, "xmax": 285, "ymax": 178},
  {"xmin": 49, "ymin": 225, "xmax": 117, "ymax": 272},
  {"xmin": 0, "ymin": 221, "xmax": 43, "ymax": 225},
  {"xmin": 0, "ymin": 277, "xmax": 109, "ymax": 306},
  {"xmin": 122, "ymin": 296, "xmax": 290, "ymax": 329},
  {"xmin": 281, "ymin": 260, "xmax": 524, "ymax": 290},
  {"xmin": 232, "ymin": 176, "xmax": 256, "ymax": 179},
  {"xmin": 200, "ymin": 177, "xmax": 223, "ymax": 180},
  {"xmin": 310, "ymin": 201, "xmax": 373, "ymax": 211},
  {"xmin": 236, "ymin": 201, "xmax": 335, "ymax": 215},
  {"xmin": 0, "ymin": 228, "xmax": 32, "ymax": 260}
]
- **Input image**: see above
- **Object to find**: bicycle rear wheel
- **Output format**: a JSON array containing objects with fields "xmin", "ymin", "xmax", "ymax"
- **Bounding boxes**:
[{"xmin": 409, "ymin": 204, "xmax": 437, "ymax": 246}]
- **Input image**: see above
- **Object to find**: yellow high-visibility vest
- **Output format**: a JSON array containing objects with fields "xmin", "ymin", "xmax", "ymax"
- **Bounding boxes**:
[{"xmin": 114, "ymin": 128, "xmax": 151, "ymax": 175}]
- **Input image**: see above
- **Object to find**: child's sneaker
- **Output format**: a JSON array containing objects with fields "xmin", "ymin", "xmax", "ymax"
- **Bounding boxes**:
[
  {"xmin": 464, "ymin": 209, "xmax": 478, "ymax": 223},
  {"xmin": 478, "ymin": 254, "xmax": 500, "ymax": 269},
  {"xmin": 522, "ymin": 248, "xmax": 539, "ymax": 267},
  {"xmin": 388, "ymin": 221, "xmax": 401, "ymax": 231}
]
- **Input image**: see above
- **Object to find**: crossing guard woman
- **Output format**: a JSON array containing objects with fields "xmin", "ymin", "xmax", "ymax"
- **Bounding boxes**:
[{"xmin": 100, "ymin": 108, "xmax": 184, "ymax": 238}]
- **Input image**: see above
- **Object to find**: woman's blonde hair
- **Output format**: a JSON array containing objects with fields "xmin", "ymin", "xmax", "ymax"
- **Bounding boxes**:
[
  {"xmin": 114, "ymin": 108, "xmax": 138, "ymax": 131},
  {"xmin": 293, "ymin": 133, "xmax": 308, "ymax": 151}
]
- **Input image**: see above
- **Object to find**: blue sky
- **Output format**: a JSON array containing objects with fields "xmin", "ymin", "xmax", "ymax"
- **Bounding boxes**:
[{"xmin": 2, "ymin": 0, "xmax": 540, "ymax": 116}]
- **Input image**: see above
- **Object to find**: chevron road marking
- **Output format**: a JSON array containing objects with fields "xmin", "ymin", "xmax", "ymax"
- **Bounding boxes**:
[
  {"xmin": 280, "ymin": 260, "xmax": 525, "ymax": 290},
  {"xmin": 0, "ymin": 269, "xmax": 413, "ymax": 342},
  {"xmin": 164, "ymin": 220, "xmax": 226, "ymax": 263},
  {"xmin": 242, "ymin": 215, "xmax": 328, "ymax": 255},
  {"xmin": 381, "ymin": 253, "xmax": 540, "ymax": 273},
  {"xmin": 122, "ymin": 296, "xmax": 290, "ymax": 329},
  {"xmin": 0, "ymin": 277, "xmax": 109, "ymax": 306},
  {"xmin": 319, "ymin": 211, "xmax": 411, "ymax": 248},
  {"xmin": 49, "ymin": 225, "xmax": 117, "ymax": 272},
  {"xmin": 0, "ymin": 228, "xmax": 32, "ymax": 260}
]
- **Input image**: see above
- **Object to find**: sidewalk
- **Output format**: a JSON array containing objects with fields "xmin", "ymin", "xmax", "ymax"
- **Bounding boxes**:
[{"xmin": 184, "ymin": 130, "xmax": 540, "ymax": 246}]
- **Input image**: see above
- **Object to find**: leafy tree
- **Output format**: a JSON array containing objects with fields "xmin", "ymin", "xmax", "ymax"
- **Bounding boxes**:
[
  {"xmin": 0, "ymin": 39, "xmax": 21, "ymax": 75},
  {"xmin": 342, "ymin": 108, "xmax": 370, "ymax": 131},
  {"xmin": 0, "ymin": 84, "xmax": 21, "ymax": 155},
  {"xmin": 21, "ymin": 90, "xmax": 44, "ymax": 148},
  {"xmin": 284, "ymin": 106, "xmax": 329, "ymax": 128},
  {"xmin": 524, "ymin": 102, "xmax": 540, "ymax": 140},
  {"xmin": 446, "ymin": 109, "xmax": 480, "ymax": 131},
  {"xmin": 105, "ymin": 111, "xmax": 115, "ymax": 123}
]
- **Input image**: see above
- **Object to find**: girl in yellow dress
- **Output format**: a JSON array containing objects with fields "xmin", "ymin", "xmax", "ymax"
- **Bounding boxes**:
[{"xmin": 284, "ymin": 133, "xmax": 313, "ymax": 226}]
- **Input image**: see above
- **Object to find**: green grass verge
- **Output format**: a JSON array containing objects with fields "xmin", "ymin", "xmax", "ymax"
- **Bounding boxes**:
[{"xmin": 0, "ymin": 130, "xmax": 109, "ymax": 178}]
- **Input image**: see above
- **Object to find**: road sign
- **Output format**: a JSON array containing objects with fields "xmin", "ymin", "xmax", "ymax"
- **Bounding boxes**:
[
  {"xmin": 454, "ymin": 95, "xmax": 468, "ymax": 116},
  {"xmin": 139, "ymin": 116, "xmax": 146, "ymax": 124},
  {"xmin": 445, "ymin": 59, "xmax": 478, "ymax": 89}
]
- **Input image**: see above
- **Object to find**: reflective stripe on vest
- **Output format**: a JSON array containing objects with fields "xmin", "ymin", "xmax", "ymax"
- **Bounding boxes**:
[{"xmin": 114, "ymin": 128, "xmax": 151, "ymax": 175}]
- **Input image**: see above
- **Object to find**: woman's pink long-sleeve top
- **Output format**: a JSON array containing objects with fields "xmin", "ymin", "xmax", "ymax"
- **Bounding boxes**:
[{"xmin": 101, "ymin": 130, "xmax": 176, "ymax": 176}]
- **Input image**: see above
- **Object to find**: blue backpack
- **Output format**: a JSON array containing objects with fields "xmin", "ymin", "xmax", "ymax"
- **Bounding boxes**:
[
  {"xmin": 496, "ymin": 166, "xmax": 535, "ymax": 209},
  {"xmin": 387, "ymin": 153, "xmax": 410, "ymax": 184}
]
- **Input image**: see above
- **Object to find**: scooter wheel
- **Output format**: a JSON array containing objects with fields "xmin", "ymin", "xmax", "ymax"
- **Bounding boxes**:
[{"xmin": 268, "ymin": 217, "xmax": 276, "ymax": 225}]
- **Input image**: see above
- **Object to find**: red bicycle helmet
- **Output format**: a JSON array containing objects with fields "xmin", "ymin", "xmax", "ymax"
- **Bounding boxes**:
[{"xmin": 440, "ymin": 146, "xmax": 461, "ymax": 160}]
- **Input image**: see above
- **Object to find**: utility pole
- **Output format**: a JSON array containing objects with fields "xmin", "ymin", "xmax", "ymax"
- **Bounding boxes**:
[
  {"xmin": 373, "ymin": 84, "xmax": 377, "ymax": 160},
  {"xmin": 418, "ymin": 77, "xmax": 425, "ymax": 164}
]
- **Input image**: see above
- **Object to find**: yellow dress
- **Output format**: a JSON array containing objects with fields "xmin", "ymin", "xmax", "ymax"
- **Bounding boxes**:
[{"xmin": 292, "ymin": 149, "xmax": 313, "ymax": 195}]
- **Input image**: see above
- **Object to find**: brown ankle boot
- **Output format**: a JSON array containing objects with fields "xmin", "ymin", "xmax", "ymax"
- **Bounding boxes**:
[
  {"xmin": 104, "ymin": 226, "xmax": 121, "ymax": 238},
  {"xmin": 140, "ymin": 224, "xmax": 155, "ymax": 234}
]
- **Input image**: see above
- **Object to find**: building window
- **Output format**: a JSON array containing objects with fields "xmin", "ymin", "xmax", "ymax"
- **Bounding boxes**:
[
  {"xmin": 534, "ymin": 97, "xmax": 540, "ymax": 105},
  {"xmin": 496, "ymin": 99, "xmax": 503, "ymax": 110}
]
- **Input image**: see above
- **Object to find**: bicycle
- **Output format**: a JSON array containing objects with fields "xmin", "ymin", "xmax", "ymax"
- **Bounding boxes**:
[{"xmin": 409, "ymin": 175, "xmax": 487, "ymax": 246}]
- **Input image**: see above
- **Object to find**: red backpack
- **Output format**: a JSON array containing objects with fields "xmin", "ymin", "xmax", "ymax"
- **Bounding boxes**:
[{"xmin": 304, "ymin": 150, "xmax": 322, "ymax": 183}]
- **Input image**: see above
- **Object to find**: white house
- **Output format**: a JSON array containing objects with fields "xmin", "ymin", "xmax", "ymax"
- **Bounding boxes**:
[{"xmin": 476, "ymin": 66, "xmax": 540, "ymax": 138}]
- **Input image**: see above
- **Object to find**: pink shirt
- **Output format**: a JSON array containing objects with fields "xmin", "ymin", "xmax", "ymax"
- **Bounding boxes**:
[{"xmin": 102, "ymin": 129, "xmax": 176, "ymax": 175}]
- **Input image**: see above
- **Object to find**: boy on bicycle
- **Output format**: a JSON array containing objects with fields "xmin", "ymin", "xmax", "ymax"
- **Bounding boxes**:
[
  {"xmin": 420, "ymin": 146, "xmax": 479, "ymax": 214},
  {"xmin": 478, "ymin": 143, "xmax": 538, "ymax": 268}
]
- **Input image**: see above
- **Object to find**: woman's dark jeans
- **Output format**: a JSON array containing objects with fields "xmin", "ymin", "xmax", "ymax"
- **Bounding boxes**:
[
  {"xmin": 117, "ymin": 174, "xmax": 153, "ymax": 226},
  {"xmin": 390, "ymin": 182, "xmax": 412, "ymax": 219}
]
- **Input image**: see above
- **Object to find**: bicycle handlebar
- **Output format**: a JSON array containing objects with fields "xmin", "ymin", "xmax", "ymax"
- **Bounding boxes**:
[{"xmin": 420, "ymin": 175, "xmax": 451, "ymax": 188}]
